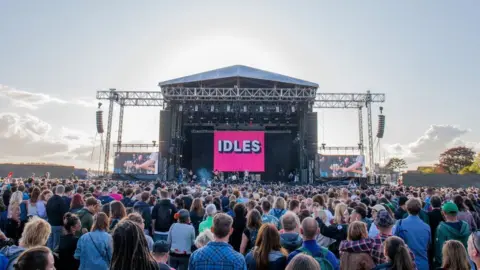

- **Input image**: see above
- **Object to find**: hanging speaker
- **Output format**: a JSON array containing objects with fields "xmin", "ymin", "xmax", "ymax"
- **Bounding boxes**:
[
  {"xmin": 376, "ymin": 114, "xmax": 385, "ymax": 138},
  {"xmin": 96, "ymin": 110, "xmax": 104, "ymax": 134}
]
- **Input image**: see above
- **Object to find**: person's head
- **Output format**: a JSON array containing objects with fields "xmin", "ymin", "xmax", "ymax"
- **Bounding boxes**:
[
  {"xmin": 141, "ymin": 191, "xmax": 150, "ymax": 202},
  {"xmin": 253, "ymin": 224, "xmax": 286, "ymax": 269},
  {"xmin": 347, "ymin": 221, "xmax": 368, "ymax": 241},
  {"xmin": 300, "ymin": 217, "xmax": 319, "ymax": 241},
  {"xmin": 10, "ymin": 191, "xmax": 23, "ymax": 205},
  {"xmin": 281, "ymin": 211, "xmax": 300, "ymax": 232},
  {"xmin": 430, "ymin": 195, "xmax": 442, "ymax": 209},
  {"xmin": 442, "ymin": 201, "xmax": 459, "ymax": 221},
  {"xmin": 55, "ymin": 185, "xmax": 65, "ymax": 196},
  {"xmin": 261, "ymin": 200, "xmax": 272, "ymax": 214},
  {"xmin": 110, "ymin": 201, "xmax": 127, "ymax": 219},
  {"xmin": 468, "ymin": 231, "xmax": 480, "ymax": 262},
  {"xmin": 274, "ymin": 197, "xmax": 286, "ymax": 210},
  {"xmin": 212, "ymin": 213, "xmax": 233, "ymax": 240},
  {"xmin": 383, "ymin": 236, "xmax": 414, "ymax": 270},
  {"xmin": 205, "ymin": 204, "xmax": 217, "ymax": 217},
  {"xmin": 19, "ymin": 217, "xmax": 51, "ymax": 248},
  {"xmin": 233, "ymin": 203, "xmax": 247, "ymax": 218},
  {"xmin": 288, "ymin": 199, "xmax": 300, "ymax": 213},
  {"xmin": 350, "ymin": 206, "xmax": 367, "ymax": 223},
  {"xmin": 30, "ymin": 187, "xmax": 41, "ymax": 203},
  {"xmin": 370, "ymin": 204, "xmax": 386, "ymax": 219},
  {"xmin": 63, "ymin": 213, "xmax": 81, "ymax": 234},
  {"xmin": 126, "ymin": 212, "xmax": 145, "ymax": 229},
  {"xmin": 111, "ymin": 220, "xmax": 156, "ymax": 270},
  {"xmin": 152, "ymin": 240, "xmax": 170, "ymax": 263},
  {"xmin": 85, "ymin": 197, "xmax": 100, "ymax": 213},
  {"xmin": 374, "ymin": 210, "xmax": 395, "ymax": 233},
  {"xmin": 442, "ymin": 240, "xmax": 470, "ymax": 270},
  {"xmin": 406, "ymin": 198, "xmax": 422, "ymax": 216},
  {"xmin": 13, "ymin": 246, "xmax": 55, "ymax": 270},
  {"xmin": 160, "ymin": 190, "xmax": 169, "ymax": 200},
  {"xmin": 70, "ymin": 193, "xmax": 84, "ymax": 209},
  {"xmin": 92, "ymin": 212, "xmax": 109, "ymax": 231},
  {"xmin": 176, "ymin": 209, "xmax": 190, "ymax": 224},
  {"xmin": 40, "ymin": 190, "xmax": 53, "ymax": 202},
  {"xmin": 247, "ymin": 209, "xmax": 262, "ymax": 230},
  {"xmin": 285, "ymin": 253, "xmax": 320, "ymax": 270},
  {"xmin": 190, "ymin": 198, "xmax": 205, "ymax": 216},
  {"xmin": 195, "ymin": 230, "xmax": 214, "ymax": 248}
]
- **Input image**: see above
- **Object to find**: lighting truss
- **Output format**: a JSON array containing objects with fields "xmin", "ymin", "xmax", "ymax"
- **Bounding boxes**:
[{"xmin": 314, "ymin": 93, "xmax": 385, "ymax": 108}]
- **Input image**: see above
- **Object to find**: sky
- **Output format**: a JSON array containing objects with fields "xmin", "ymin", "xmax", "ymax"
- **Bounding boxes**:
[{"xmin": 0, "ymin": 1, "xmax": 479, "ymax": 170}]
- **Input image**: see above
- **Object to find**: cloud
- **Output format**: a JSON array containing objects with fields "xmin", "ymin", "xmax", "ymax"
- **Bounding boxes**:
[
  {"xmin": 0, "ymin": 84, "xmax": 96, "ymax": 110},
  {"xmin": 384, "ymin": 125, "xmax": 476, "ymax": 165}
]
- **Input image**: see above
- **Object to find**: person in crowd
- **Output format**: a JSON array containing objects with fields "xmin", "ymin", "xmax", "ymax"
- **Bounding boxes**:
[
  {"xmin": 126, "ymin": 212, "xmax": 154, "ymax": 251},
  {"xmin": 195, "ymin": 230, "xmax": 214, "ymax": 249},
  {"xmin": 245, "ymin": 223, "xmax": 287, "ymax": 270},
  {"xmin": 288, "ymin": 199, "xmax": 300, "ymax": 215},
  {"xmin": 5, "ymin": 192, "xmax": 22, "ymax": 244},
  {"xmin": 240, "ymin": 209, "xmax": 262, "ymax": 254},
  {"xmin": 63, "ymin": 185, "xmax": 73, "ymax": 207},
  {"xmin": 230, "ymin": 203, "xmax": 247, "ymax": 252},
  {"xmin": 110, "ymin": 220, "xmax": 159, "ymax": 270},
  {"xmin": 109, "ymin": 201, "xmax": 127, "ymax": 231},
  {"xmin": 374, "ymin": 236, "xmax": 415, "ymax": 270},
  {"xmin": 279, "ymin": 211, "xmax": 303, "ymax": 253},
  {"xmin": 55, "ymin": 213, "xmax": 81, "ymax": 270},
  {"xmin": 440, "ymin": 240, "xmax": 470, "ymax": 270},
  {"xmin": 46, "ymin": 185, "xmax": 68, "ymax": 250},
  {"xmin": 13, "ymin": 246, "xmax": 55, "ymax": 270},
  {"xmin": 339, "ymin": 221, "xmax": 375, "ymax": 270},
  {"xmin": 26, "ymin": 187, "xmax": 46, "ymax": 218},
  {"xmin": 394, "ymin": 196, "xmax": 408, "ymax": 220},
  {"xmin": 190, "ymin": 198, "xmax": 205, "ymax": 236},
  {"xmin": 151, "ymin": 190, "xmax": 177, "ymax": 241},
  {"xmin": 315, "ymin": 203, "xmax": 348, "ymax": 257},
  {"xmin": 453, "ymin": 195, "xmax": 477, "ymax": 232},
  {"xmin": 260, "ymin": 200, "xmax": 279, "ymax": 229},
  {"xmin": 98, "ymin": 187, "xmax": 114, "ymax": 205},
  {"xmin": 468, "ymin": 231, "xmax": 480, "ymax": 269},
  {"xmin": 199, "ymin": 204, "xmax": 217, "ymax": 234},
  {"xmin": 121, "ymin": 188, "xmax": 135, "ymax": 208},
  {"xmin": 74, "ymin": 212, "xmax": 112, "ymax": 270},
  {"xmin": 287, "ymin": 217, "xmax": 339, "ymax": 270},
  {"xmin": 285, "ymin": 254, "xmax": 320, "ymax": 270},
  {"xmin": 152, "ymin": 240, "xmax": 174, "ymax": 270},
  {"xmin": 109, "ymin": 186, "xmax": 123, "ymax": 201},
  {"xmin": 77, "ymin": 197, "xmax": 100, "ymax": 233},
  {"xmin": 269, "ymin": 197, "xmax": 287, "ymax": 220},
  {"xmin": 427, "ymin": 195, "xmax": 444, "ymax": 266},
  {"xmin": 0, "ymin": 217, "xmax": 51, "ymax": 270},
  {"xmin": 40, "ymin": 190, "xmax": 53, "ymax": 204},
  {"xmin": 181, "ymin": 188, "xmax": 193, "ymax": 210},
  {"xmin": 220, "ymin": 189, "xmax": 230, "ymax": 212},
  {"xmin": 167, "ymin": 209, "xmax": 195, "ymax": 270},
  {"xmin": 434, "ymin": 202, "xmax": 470, "ymax": 268},
  {"xmin": 394, "ymin": 198, "xmax": 431, "ymax": 270},
  {"xmin": 189, "ymin": 213, "xmax": 246, "ymax": 270},
  {"xmin": 69, "ymin": 194, "xmax": 85, "ymax": 213}
]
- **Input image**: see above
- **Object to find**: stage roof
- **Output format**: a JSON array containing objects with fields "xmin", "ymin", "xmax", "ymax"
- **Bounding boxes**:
[{"xmin": 159, "ymin": 65, "xmax": 319, "ymax": 88}]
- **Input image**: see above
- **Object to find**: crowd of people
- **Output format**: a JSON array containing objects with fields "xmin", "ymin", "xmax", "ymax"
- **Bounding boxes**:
[{"xmin": 0, "ymin": 177, "xmax": 479, "ymax": 270}]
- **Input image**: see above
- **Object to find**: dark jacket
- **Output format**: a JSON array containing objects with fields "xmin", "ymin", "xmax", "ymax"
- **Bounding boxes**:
[
  {"xmin": 279, "ymin": 232, "xmax": 303, "ymax": 253},
  {"xmin": 434, "ymin": 221, "xmax": 470, "ymax": 267},
  {"xmin": 134, "ymin": 201, "xmax": 153, "ymax": 231},
  {"xmin": 395, "ymin": 208, "xmax": 407, "ymax": 220},
  {"xmin": 190, "ymin": 211, "xmax": 204, "ymax": 236},
  {"xmin": 245, "ymin": 250, "xmax": 287, "ymax": 270},
  {"xmin": 181, "ymin": 195, "xmax": 193, "ymax": 210},
  {"xmin": 221, "ymin": 196, "xmax": 230, "ymax": 211},
  {"xmin": 229, "ymin": 215, "xmax": 246, "ymax": 252},
  {"xmin": 55, "ymin": 234, "xmax": 80, "ymax": 270},
  {"xmin": 98, "ymin": 195, "xmax": 114, "ymax": 206},
  {"xmin": 316, "ymin": 217, "xmax": 348, "ymax": 257},
  {"xmin": 46, "ymin": 195, "xmax": 68, "ymax": 226},
  {"xmin": 121, "ymin": 196, "xmax": 135, "ymax": 208},
  {"xmin": 150, "ymin": 199, "xmax": 176, "ymax": 232},
  {"xmin": 77, "ymin": 208, "xmax": 94, "ymax": 232}
]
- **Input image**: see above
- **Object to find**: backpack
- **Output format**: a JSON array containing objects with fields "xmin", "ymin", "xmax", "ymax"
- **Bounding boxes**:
[
  {"xmin": 296, "ymin": 246, "xmax": 334, "ymax": 270},
  {"xmin": 154, "ymin": 203, "xmax": 171, "ymax": 229}
]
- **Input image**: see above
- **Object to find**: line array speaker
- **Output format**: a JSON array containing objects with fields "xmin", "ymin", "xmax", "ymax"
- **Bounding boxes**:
[
  {"xmin": 96, "ymin": 110, "xmax": 104, "ymax": 134},
  {"xmin": 376, "ymin": 115, "xmax": 385, "ymax": 138}
]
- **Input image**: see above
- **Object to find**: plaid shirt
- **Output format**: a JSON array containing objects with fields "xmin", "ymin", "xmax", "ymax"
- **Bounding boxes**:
[
  {"xmin": 339, "ymin": 234, "xmax": 417, "ymax": 269},
  {"xmin": 188, "ymin": 241, "xmax": 247, "ymax": 270}
]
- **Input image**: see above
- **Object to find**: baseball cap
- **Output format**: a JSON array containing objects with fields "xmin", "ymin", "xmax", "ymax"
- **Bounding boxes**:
[
  {"xmin": 153, "ymin": 241, "xmax": 170, "ymax": 254},
  {"xmin": 442, "ymin": 202, "xmax": 459, "ymax": 214},
  {"xmin": 374, "ymin": 210, "xmax": 395, "ymax": 228},
  {"xmin": 370, "ymin": 204, "xmax": 386, "ymax": 212}
]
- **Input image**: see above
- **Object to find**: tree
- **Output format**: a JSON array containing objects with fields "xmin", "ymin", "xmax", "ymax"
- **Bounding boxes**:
[
  {"xmin": 439, "ymin": 146, "xmax": 475, "ymax": 174},
  {"xmin": 459, "ymin": 153, "xmax": 480, "ymax": 174},
  {"xmin": 385, "ymin": 158, "xmax": 408, "ymax": 172}
]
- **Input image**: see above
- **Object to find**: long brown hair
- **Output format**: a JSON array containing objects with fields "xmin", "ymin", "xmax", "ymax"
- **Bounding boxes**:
[
  {"xmin": 247, "ymin": 209, "xmax": 262, "ymax": 231},
  {"xmin": 110, "ymin": 201, "xmax": 127, "ymax": 219},
  {"xmin": 253, "ymin": 224, "xmax": 287, "ymax": 270},
  {"xmin": 384, "ymin": 236, "xmax": 414, "ymax": 270},
  {"xmin": 190, "ymin": 198, "xmax": 205, "ymax": 216},
  {"xmin": 442, "ymin": 240, "xmax": 470, "ymax": 270},
  {"xmin": 92, "ymin": 212, "xmax": 109, "ymax": 231},
  {"xmin": 347, "ymin": 221, "xmax": 368, "ymax": 241},
  {"xmin": 29, "ymin": 187, "xmax": 40, "ymax": 204}
]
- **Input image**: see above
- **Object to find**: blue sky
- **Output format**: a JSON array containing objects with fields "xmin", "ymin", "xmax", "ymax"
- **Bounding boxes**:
[{"xmin": 0, "ymin": 1, "xmax": 479, "ymax": 169}]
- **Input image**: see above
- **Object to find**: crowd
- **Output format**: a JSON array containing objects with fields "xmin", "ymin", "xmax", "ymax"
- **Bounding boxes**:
[{"xmin": 0, "ymin": 177, "xmax": 479, "ymax": 270}]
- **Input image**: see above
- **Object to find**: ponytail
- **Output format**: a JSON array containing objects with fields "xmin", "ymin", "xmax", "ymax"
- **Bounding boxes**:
[
  {"xmin": 392, "ymin": 245, "xmax": 414, "ymax": 270},
  {"xmin": 63, "ymin": 212, "xmax": 80, "ymax": 234}
]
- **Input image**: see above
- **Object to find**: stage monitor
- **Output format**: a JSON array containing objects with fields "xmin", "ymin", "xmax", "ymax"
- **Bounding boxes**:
[
  {"xmin": 214, "ymin": 131, "xmax": 265, "ymax": 172},
  {"xmin": 113, "ymin": 152, "xmax": 159, "ymax": 174},
  {"xmin": 318, "ymin": 154, "xmax": 366, "ymax": 178}
]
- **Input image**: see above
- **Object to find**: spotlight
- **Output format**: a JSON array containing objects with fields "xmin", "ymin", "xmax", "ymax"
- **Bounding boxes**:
[
  {"xmin": 210, "ymin": 105, "xmax": 214, "ymax": 112},
  {"xmin": 194, "ymin": 105, "xmax": 198, "ymax": 112}
]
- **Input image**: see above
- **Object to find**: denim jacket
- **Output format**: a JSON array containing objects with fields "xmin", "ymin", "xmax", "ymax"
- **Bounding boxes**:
[{"xmin": 74, "ymin": 230, "xmax": 112, "ymax": 270}]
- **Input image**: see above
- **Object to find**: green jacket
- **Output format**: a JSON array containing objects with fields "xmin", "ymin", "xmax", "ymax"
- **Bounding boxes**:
[
  {"xmin": 199, "ymin": 216, "xmax": 214, "ymax": 233},
  {"xmin": 434, "ymin": 221, "xmax": 470, "ymax": 267},
  {"xmin": 77, "ymin": 208, "xmax": 94, "ymax": 233}
]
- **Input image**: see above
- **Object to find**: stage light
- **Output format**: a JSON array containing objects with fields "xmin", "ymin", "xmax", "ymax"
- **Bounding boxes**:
[
  {"xmin": 259, "ymin": 106, "xmax": 263, "ymax": 112},
  {"xmin": 243, "ymin": 105, "xmax": 247, "ymax": 112},
  {"xmin": 179, "ymin": 105, "xmax": 183, "ymax": 111},
  {"xmin": 276, "ymin": 106, "xmax": 280, "ymax": 113},
  {"xmin": 194, "ymin": 105, "xmax": 198, "ymax": 112},
  {"xmin": 227, "ymin": 105, "xmax": 231, "ymax": 112},
  {"xmin": 291, "ymin": 106, "xmax": 295, "ymax": 113},
  {"xmin": 210, "ymin": 105, "xmax": 214, "ymax": 112}
]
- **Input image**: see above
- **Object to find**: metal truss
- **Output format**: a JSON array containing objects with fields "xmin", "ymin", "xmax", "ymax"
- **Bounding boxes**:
[
  {"xmin": 97, "ymin": 91, "xmax": 164, "ymax": 106},
  {"xmin": 161, "ymin": 87, "xmax": 317, "ymax": 102},
  {"xmin": 113, "ymin": 143, "xmax": 157, "ymax": 150},
  {"xmin": 314, "ymin": 92, "xmax": 385, "ymax": 108},
  {"xmin": 319, "ymin": 146, "xmax": 363, "ymax": 152}
]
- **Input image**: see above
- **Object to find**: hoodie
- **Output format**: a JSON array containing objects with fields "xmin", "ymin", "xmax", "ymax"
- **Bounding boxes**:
[
  {"xmin": 245, "ymin": 250, "xmax": 287, "ymax": 270},
  {"xmin": 434, "ymin": 220, "xmax": 470, "ymax": 267},
  {"xmin": 134, "ymin": 201, "xmax": 152, "ymax": 231},
  {"xmin": 280, "ymin": 232, "xmax": 303, "ymax": 253},
  {"xmin": 0, "ymin": 245, "xmax": 25, "ymax": 270}
]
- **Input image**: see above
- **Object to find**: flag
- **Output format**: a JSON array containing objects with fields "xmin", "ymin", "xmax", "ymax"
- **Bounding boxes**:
[{"xmin": 7, "ymin": 172, "xmax": 13, "ymax": 178}]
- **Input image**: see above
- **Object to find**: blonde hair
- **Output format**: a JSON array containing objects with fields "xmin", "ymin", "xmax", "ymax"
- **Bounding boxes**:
[
  {"xmin": 286, "ymin": 254, "xmax": 319, "ymax": 270},
  {"xmin": 9, "ymin": 191, "xmax": 23, "ymax": 206},
  {"xmin": 442, "ymin": 240, "xmax": 470, "ymax": 270},
  {"xmin": 334, "ymin": 203, "xmax": 347, "ymax": 224},
  {"xmin": 19, "ymin": 217, "xmax": 51, "ymax": 248},
  {"xmin": 195, "ymin": 230, "xmax": 214, "ymax": 248},
  {"xmin": 274, "ymin": 197, "xmax": 286, "ymax": 210}
]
